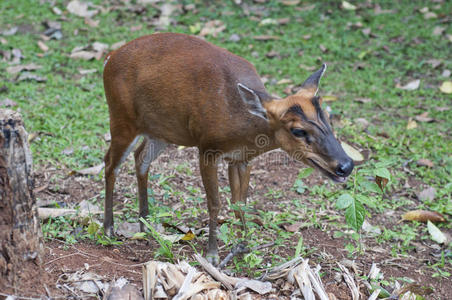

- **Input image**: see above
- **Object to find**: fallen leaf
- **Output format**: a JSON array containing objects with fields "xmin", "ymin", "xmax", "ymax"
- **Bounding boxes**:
[
  {"xmin": 414, "ymin": 112, "xmax": 434, "ymax": 122},
  {"xmin": 253, "ymin": 35, "xmax": 280, "ymax": 41},
  {"xmin": 402, "ymin": 210, "xmax": 445, "ymax": 223},
  {"xmin": 76, "ymin": 163, "xmax": 105, "ymax": 175},
  {"xmin": 423, "ymin": 12, "xmax": 437, "ymax": 19},
  {"xmin": 354, "ymin": 118, "xmax": 369, "ymax": 128},
  {"xmin": 447, "ymin": 34, "xmax": 452, "ymax": 43},
  {"xmin": 435, "ymin": 106, "xmax": 450, "ymax": 112},
  {"xmin": 418, "ymin": 186, "xmax": 436, "ymax": 202},
  {"xmin": 406, "ymin": 119, "xmax": 417, "ymax": 129},
  {"xmin": 362, "ymin": 28, "xmax": 371, "ymax": 36},
  {"xmin": 355, "ymin": 97, "xmax": 371, "ymax": 103},
  {"xmin": 116, "ymin": 222, "xmax": 140, "ymax": 238},
  {"xmin": 181, "ymin": 230, "xmax": 195, "ymax": 241},
  {"xmin": 439, "ymin": 81, "xmax": 452, "ymax": 94},
  {"xmin": 265, "ymin": 50, "xmax": 279, "ymax": 58},
  {"xmin": 61, "ymin": 147, "xmax": 74, "ymax": 155},
  {"xmin": 281, "ymin": 0, "xmax": 300, "ymax": 5},
  {"xmin": 277, "ymin": 78, "xmax": 292, "ymax": 85},
  {"xmin": 427, "ymin": 221, "xmax": 447, "ymax": 244},
  {"xmin": 84, "ymin": 18, "xmax": 99, "ymax": 27},
  {"xmin": 319, "ymin": 44, "xmax": 327, "ymax": 53},
  {"xmin": 397, "ymin": 79, "xmax": 420, "ymax": 90},
  {"xmin": 441, "ymin": 69, "xmax": 451, "ymax": 77},
  {"xmin": 79, "ymin": 69, "xmax": 97, "ymax": 75},
  {"xmin": 199, "ymin": 20, "xmax": 226, "ymax": 37},
  {"xmin": 111, "ymin": 40, "xmax": 126, "ymax": 50},
  {"xmin": 259, "ymin": 18, "xmax": 278, "ymax": 27},
  {"xmin": 342, "ymin": 1, "xmax": 357, "ymax": 10},
  {"xmin": 341, "ymin": 142, "xmax": 364, "ymax": 162},
  {"xmin": 362, "ymin": 220, "xmax": 381, "ymax": 235},
  {"xmin": 154, "ymin": 2, "xmax": 179, "ymax": 29},
  {"xmin": 70, "ymin": 51, "xmax": 96, "ymax": 60},
  {"xmin": 432, "ymin": 26, "xmax": 445, "ymax": 36},
  {"xmin": 130, "ymin": 25, "xmax": 142, "ymax": 32},
  {"xmin": 376, "ymin": 176, "xmax": 388, "ymax": 192},
  {"xmin": 277, "ymin": 18, "xmax": 290, "ymax": 25},
  {"xmin": 37, "ymin": 41, "xmax": 49, "ymax": 52},
  {"xmin": 6, "ymin": 63, "xmax": 42, "ymax": 75},
  {"xmin": 283, "ymin": 222, "xmax": 304, "ymax": 232},
  {"xmin": 299, "ymin": 64, "xmax": 316, "ymax": 71},
  {"xmin": 52, "ymin": 6, "xmax": 62, "ymax": 15},
  {"xmin": 228, "ymin": 34, "xmax": 241, "ymax": 42},
  {"xmin": 322, "ymin": 95, "xmax": 338, "ymax": 102},
  {"xmin": 16, "ymin": 72, "xmax": 46, "ymax": 82},
  {"xmin": 67, "ymin": 0, "xmax": 98, "ymax": 18},
  {"xmin": 419, "ymin": 7, "xmax": 429, "ymax": 13},
  {"xmin": 426, "ymin": 59, "xmax": 442, "ymax": 68},
  {"xmin": 417, "ymin": 159, "xmax": 434, "ymax": 167},
  {"xmin": 0, "ymin": 98, "xmax": 17, "ymax": 107}
]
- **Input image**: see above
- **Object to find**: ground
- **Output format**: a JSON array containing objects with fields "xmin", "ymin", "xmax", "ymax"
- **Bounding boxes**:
[{"xmin": 0, "ymin": 0, "xmax": 451, "ymax": 299}]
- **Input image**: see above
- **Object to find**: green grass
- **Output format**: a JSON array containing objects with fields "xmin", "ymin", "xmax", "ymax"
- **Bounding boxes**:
[{"xmin": 1, "ymin": 0, "xmax": 451, "ymax": 282}]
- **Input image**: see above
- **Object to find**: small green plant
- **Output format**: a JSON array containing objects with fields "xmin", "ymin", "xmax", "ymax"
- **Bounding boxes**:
[
  {"xmin": 292, "ymin": 167, "xmax": 314, "ymax": 194},
  {"xmin": 140, "ymin": 217, "xmax": 175, "ymax": 263}
]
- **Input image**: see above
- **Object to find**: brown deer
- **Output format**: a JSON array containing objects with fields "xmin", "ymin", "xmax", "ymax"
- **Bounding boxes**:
[{"xmin": 103, "ymin": 33, "xmax": 353, "ymax": 265}]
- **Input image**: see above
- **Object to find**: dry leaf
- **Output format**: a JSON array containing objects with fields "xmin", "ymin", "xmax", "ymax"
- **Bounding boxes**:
[
  {"xmin": 432, "ymin": 26, "xmax": 445, "ymax": 36},
  {"xmin": 67, "ymin": 0, "xmax": 99, "ymax": 18},
  {"xmin": 181, "ymin": 230, "xmax": 195, "ymax": 241},
  {"xmin": 76, "ymin": 163, "xmax": 105, "ymax": 175},
  {"xmin": 376, "ymin": 176, "xmax": 388, "ymax": 192},
  {"xmin": 7, "ymin": 63, "xmax": 42, "ymax": 75},
  {"xmin": 414, "ymin": 112, "xmax": 434, "ymax": 122},
  {"xmin": 283, "ymin": 222, "xmax": 304, "ymax": 232},
  {"xmin": 199, "ymin": 20, "xmax": 226, "ymax": 37},
  {"xmin": 16, "ymin": 72, "xmax": 46, "ymax": 82},
  {"xmin": 84, "ymin": 18, "xmax": 100, "ymax": 27},
  {"xmin": 355, "ymin": 97, "xmax": 371, "ymax": 103},
  {"xmin": 323, "ymin": 95, "xmax": 338, "ymax": 102},
  {"xmin": 253, "ymin": 35, "xmax": 280, "ymax": 41},
  {"xmin": 111, "ymin": 40, "xmax": 126, "ymax": 50},
  {"xmin": 341, "ymin": 142, "xmax": 364, "ymax": 161},
  {"xmin": 402, "ymin": 210, "xmax": 445, "ymax": 223},
  {"xmin": 427, "ymin": 221, "xmax": 447, "ymax": 244},
  {"xmin": 277, "ymin": 78, "xmax": 292, "ymax": 85},
  {"xmin": 154, "ymin": 2, "xmax": 179, "ymax": 29},
  {"xmin": 406, "ymin": 119, "xmax": 417, "ymax": 129},
  {"xmin": 0, "ymin": 98, "xmax": 17, "ymax": 107},
  {"xmin": 299, "ymin": 64, "xmax": 316, "ymax": 71},
  {"xmin": 423, "ymin": 12, "xmax": 437, "ymax": 19},
  {"xmin": 70, "ymin": 51, "xmax": 96, "ymax": 60},
  {"xmin": 281, "ymin": 0, "xmax": 300, "ymax": 5},
  {"xmin": 439, "ymin": 81, "xmax": 452, "ymax": 94},
  {"xmin": 342, "ymin": 1, "xmax": 357, "ymax": 10},
  {"xmin": 397, "ymin": 79, "xmax": 420, "ymax": 90},
  {"xmin": 417, "ymin": 158, "xmax": 433, "ymax": 167},
  {"xmin": 418, "ymin": 186, "xmax": 436, "ymax": 202},
  {"xmin": 37, "ymin": 41, "xmax": 49, "ymax": 52}
]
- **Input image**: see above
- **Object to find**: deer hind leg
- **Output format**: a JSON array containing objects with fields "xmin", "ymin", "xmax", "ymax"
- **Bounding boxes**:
[
  {"xmin": 104, "ymin": 130, "xmax": 139, "ymax": 236},
  {"xmin": 228, "ymin": 162, "xmax": 252, "ymax": 232},
  {"xmin": 134, "ymin": 137, "xmax": 167, "ymax": 231}
]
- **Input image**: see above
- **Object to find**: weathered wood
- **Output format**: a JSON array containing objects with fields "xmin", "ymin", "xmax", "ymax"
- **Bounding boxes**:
[{"xmin": 0, "ymin": 109, "xmax": 43, "ymax": 288}]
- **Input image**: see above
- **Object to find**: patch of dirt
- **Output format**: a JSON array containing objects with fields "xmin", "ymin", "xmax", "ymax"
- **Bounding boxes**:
[{"xmin": 9, "ymin": 144, "xmax": 449, "ymax": 299}]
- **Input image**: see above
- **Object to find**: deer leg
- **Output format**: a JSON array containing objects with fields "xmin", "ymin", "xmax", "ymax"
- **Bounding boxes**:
[
  {"xmin": 104, "ymin": 132, "xmax": 139, "ymax": 236},
  {"xmin": 228, "ymin": 162, "xmax": 251, "ymax": 232},
  {"xmin": 134, "ymin": 137, "xmax": 167, "ymax": 232},
  {"xmin": 199, "ymin": 152, "xmax": 220, "ymax": 266}
]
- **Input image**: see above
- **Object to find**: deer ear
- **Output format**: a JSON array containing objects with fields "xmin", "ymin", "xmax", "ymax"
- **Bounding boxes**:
[
  {"xmin": 237, "ymin": 83, "xmax": 268, "ymax": 120},
  {"xmin": 298, "ymin": 63, "xmax": 327, "ymax": 97}
]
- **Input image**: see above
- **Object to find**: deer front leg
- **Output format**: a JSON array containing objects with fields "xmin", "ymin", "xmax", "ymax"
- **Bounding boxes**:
[
  {"xmin": 228, "ymin": 162, "xmax": 251, "ymax": 231},
  {"xmin": 199, "ymin": 152, "xmax": 220, "ymax": 266}
]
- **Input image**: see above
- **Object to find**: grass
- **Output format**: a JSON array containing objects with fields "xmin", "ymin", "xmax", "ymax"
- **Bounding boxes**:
[{"xmin": 1, "ymin": 0, "xmax": 451, "ymax": 287}]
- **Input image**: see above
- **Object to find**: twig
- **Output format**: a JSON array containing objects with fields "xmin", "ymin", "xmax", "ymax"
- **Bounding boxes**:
[
  {"xmin": 219, "ymin": 241, "xmax": 275, "ymax": 269},
  {"xmin": 194, "ymin": 254, "xmax": 237, "ymax": 290},
  {"xmin": 218, "ymin": 242, "xmax": 249, "ymax": 269}
]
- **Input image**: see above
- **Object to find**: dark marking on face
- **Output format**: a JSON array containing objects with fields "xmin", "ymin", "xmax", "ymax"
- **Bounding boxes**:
[
  {"xmin": 287, "ymin": 105, "xmax": 307, "ymax": 120},
  {"xmin": 311, "ymin": 96, "xmax": 331, "ymax": 132}
]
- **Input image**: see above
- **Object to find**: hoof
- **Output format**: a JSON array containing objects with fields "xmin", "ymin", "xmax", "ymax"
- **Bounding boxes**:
[
  {"xmin": 104, "ymin": 225, "xmax": 114, "ymax": 237},
  {"xmin": 206, "ymin": 253, "xmax": 220, "ymax": 266}
]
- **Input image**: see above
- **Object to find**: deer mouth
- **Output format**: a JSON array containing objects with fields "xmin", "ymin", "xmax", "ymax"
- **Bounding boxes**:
[{"xmin": 307, "ymin": 159, "xmax": 347, "ymax": 183}]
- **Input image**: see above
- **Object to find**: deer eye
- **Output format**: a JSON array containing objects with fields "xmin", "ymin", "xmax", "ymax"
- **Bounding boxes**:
[{"xmin": 291, "ymin": 128, "xmax": 308, "ymax": 138}]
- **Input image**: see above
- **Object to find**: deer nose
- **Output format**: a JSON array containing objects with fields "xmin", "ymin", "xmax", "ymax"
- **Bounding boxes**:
[{"xmin": 335, "ymin": 159, "xmax": 354, "ymax": 177}]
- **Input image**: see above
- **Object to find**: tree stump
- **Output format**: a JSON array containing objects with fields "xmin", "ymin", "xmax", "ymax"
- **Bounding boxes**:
[{"xmin": 0, "ymin": 109, "xmax": 43, "ymax": 290}]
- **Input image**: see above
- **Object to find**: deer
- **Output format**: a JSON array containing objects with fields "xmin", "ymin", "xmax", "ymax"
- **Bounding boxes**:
[{"xmin": 102, "ymin": 32, "xmax": 354, "ymax": 265}]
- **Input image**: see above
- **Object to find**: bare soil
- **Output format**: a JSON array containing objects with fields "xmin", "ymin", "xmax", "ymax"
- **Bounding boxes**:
[{"xmin": 3, "ymin": 145, "xmax": 450, "ymax": 299}]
